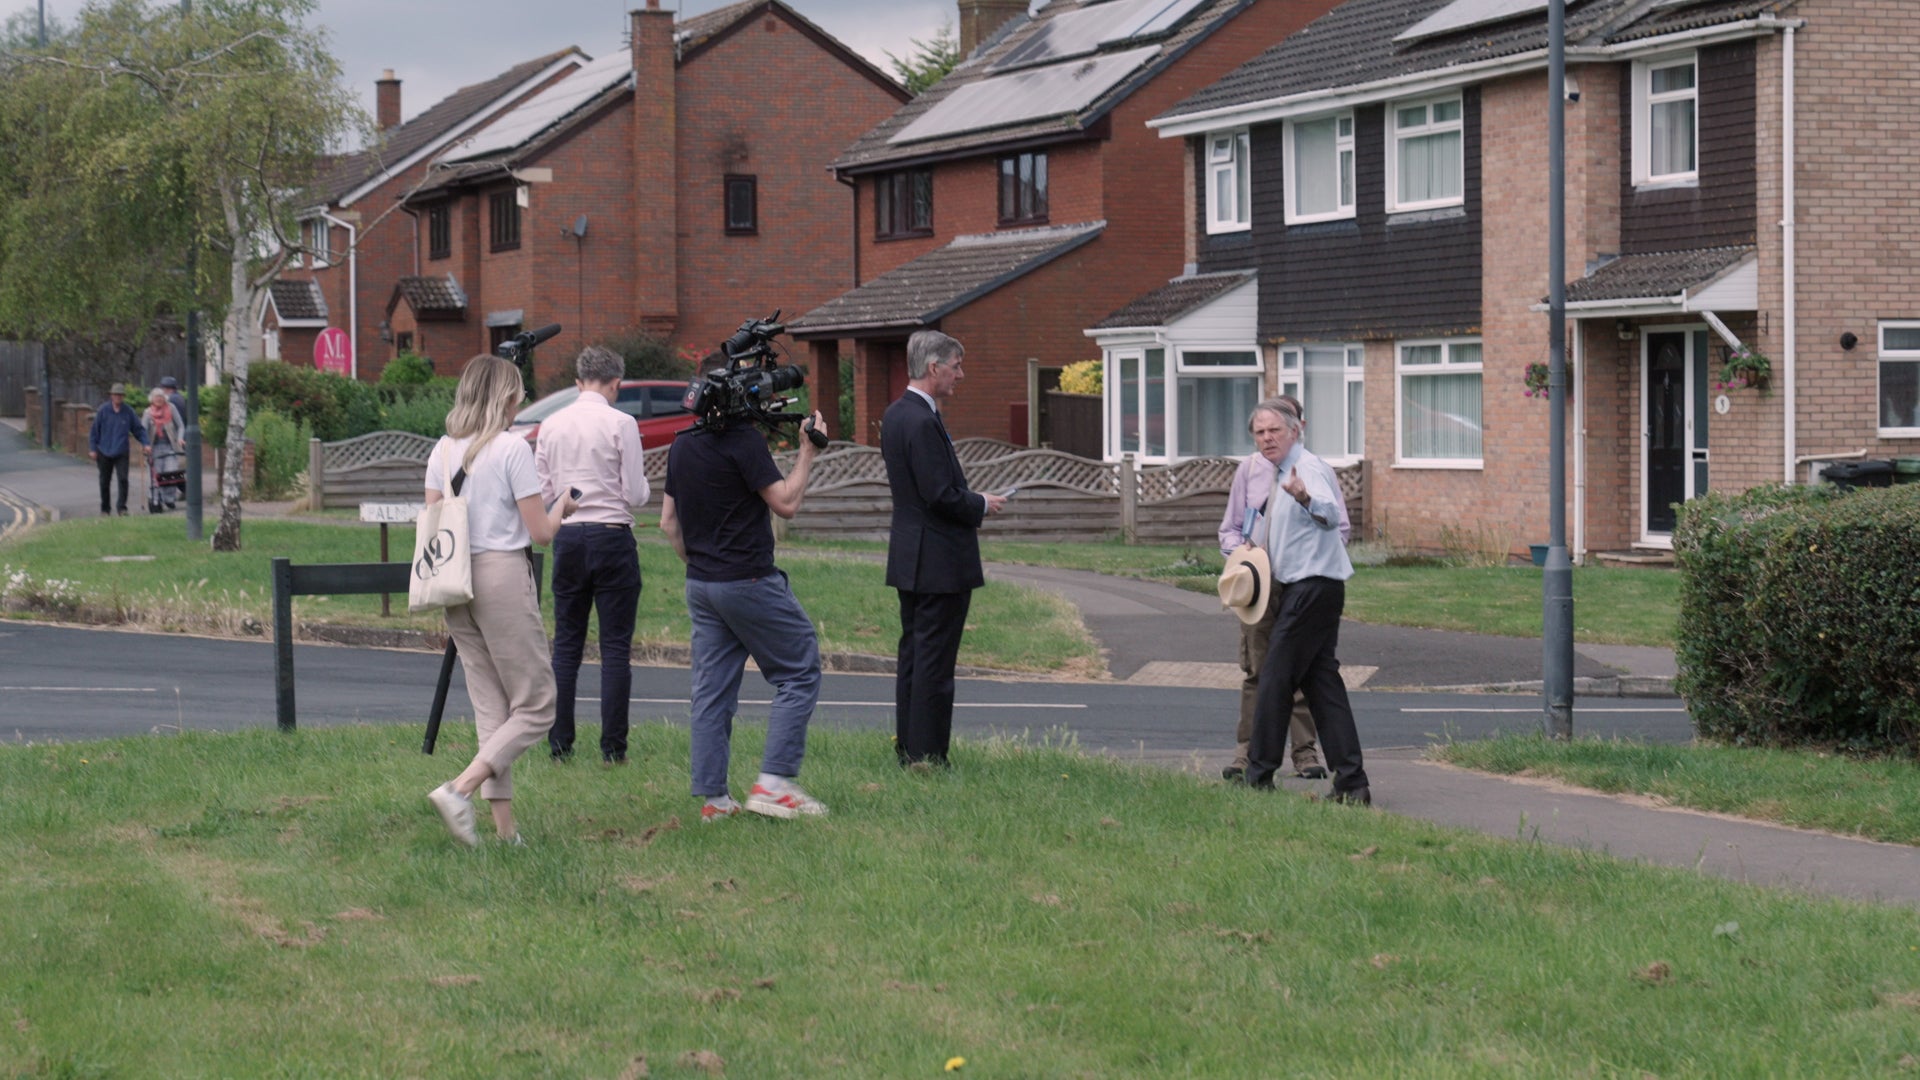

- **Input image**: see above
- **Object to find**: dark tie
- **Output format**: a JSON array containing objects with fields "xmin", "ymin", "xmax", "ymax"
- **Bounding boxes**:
[{"xmin": 933, "ymin": 409, "xmax": 951, "ymax": 443}]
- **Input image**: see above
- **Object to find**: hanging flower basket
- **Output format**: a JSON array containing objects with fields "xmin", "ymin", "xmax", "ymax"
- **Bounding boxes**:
[
  {"xmin": 1716, "ymin": 344, "xmax": 1771, "ymax": 391},
  {"xmin": 1523, "ymin": 362, "xmax": 1551, "ymax": 399}
]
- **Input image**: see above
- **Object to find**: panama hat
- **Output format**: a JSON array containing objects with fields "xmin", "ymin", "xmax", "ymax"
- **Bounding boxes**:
[{"xmin": 1216, "ymin": 543, "xmax": 1272, "ymax": 625}]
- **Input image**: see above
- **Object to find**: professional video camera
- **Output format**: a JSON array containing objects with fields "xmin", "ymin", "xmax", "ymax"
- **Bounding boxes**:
[{"xmin": 681, "ymin": 311, "xmax": 828, "ymax": 448}]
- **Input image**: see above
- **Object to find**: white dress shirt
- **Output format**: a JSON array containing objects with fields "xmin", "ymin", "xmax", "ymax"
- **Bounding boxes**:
[{"xmin": 534, "ymin": 389, "xmax": 650, "ymax": 524}]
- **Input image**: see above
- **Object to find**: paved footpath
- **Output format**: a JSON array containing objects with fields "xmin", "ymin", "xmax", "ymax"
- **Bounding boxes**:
[{"xmin": 4, "ymin": 414, "xmax": 1916, "ymax": 910}]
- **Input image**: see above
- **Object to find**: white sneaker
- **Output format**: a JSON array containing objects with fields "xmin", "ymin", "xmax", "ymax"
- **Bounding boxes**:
[
  {"xmin": 428, "ymin": 783, "xmax": 479, "ymax": 847},
  {"xmin": 746, "ymin": 782, "xmax": 828, "ymax": 819}
]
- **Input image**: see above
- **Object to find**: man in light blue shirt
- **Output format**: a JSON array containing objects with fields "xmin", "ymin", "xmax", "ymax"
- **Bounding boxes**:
[{"xmin": 1247, "ymin": 398, "xmax": 1371, "ymax": 805}]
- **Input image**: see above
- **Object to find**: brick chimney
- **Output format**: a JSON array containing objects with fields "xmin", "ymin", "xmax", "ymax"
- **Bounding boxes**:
[
  {"xmin": 958, "ymin": 0, "xmax": 1027, "ymax": 56},
  {"xmin": 631, "ymin": 0, "xmax": 679, "ymax": 335},
  {"xmin": 375, "ymin": 69, "xmax": 401, "ymax": 131}
]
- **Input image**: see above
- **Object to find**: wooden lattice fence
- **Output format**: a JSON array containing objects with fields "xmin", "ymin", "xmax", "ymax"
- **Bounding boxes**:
[{"xmin": 307, "ymin": 431, "xmax": 1367, "ymax": 546}]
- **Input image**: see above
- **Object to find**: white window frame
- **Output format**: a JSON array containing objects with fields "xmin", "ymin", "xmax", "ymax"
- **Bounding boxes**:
[
  {"xmin": 1170, "ymin": 346, "xmax": 1262, "ymax": 459},
  {"xmin": 1632, "ymin": 52, "xmax": 1699, "ymax": 188},
  {"xmin": 1394, "ymin": 338, "xmax": 1483, "ymax": 469},
  {"xmin": 1174, "ymin": 346, "xmax": 1260, "ymax": 373},
  {"xmin": 1278, "ymin": 343, "xmax": 1365, "ymax": 465},
  {"xmin": 1283, "ymin": 110, "xmax": 1355, "ymax": 225},
  {"xmin": 1204, "ymin": 128, "xmax": 1251, "ymax": 235},
  {"xmin": 1879, "ymin": 320, "xmax": 1920, "ymax": 438},
  {"xmin": 1385, "ymin": 93, "xmax": 1464, "ymax": 214},
  {"xmin": 302, "ymin": 218, "xmax": 332, "ymax": 269}
]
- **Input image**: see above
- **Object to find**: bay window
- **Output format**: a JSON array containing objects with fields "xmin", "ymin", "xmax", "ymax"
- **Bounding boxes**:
[{"xmin": 1278, "ymin": 344, "xmax": 1365, "ymax": 462}]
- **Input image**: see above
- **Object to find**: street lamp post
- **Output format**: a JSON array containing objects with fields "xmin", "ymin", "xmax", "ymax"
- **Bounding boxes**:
[
  {"xmin": 37, "ymin": 0, "xmax": 53, "ymax": 450},
  {"xmin": 1542, "ymin": 0, "xmax": 1574, "ymax": 737},
  {"xmin": 180, "ymin": 0, "xmax": 203, "ymax": 540}
]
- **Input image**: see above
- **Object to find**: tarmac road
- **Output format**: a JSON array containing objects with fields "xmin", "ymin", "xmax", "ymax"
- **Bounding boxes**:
[{"xmin": 1, "ymin": 621, "xmax": 1692, "ymax": 751}]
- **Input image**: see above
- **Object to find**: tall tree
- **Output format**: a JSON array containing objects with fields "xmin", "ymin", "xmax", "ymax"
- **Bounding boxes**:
[
  {"xmin": 885, "ymin": 20, "xmax": 960, "ymax": 96},
  {"xmin": 0, "ymin": 0, "xmax": 361, "ymax": 550}
]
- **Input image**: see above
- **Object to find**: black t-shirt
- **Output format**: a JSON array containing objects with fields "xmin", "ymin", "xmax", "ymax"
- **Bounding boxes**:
[{"xmin": 664, "ymin": 425, "xmax": 785, "ymax": 583}]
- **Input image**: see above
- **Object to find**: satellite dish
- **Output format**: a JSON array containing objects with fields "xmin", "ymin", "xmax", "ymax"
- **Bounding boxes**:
[{"xmin": 571, "ymin": 214, "xmax": 589, "ymax": 238}]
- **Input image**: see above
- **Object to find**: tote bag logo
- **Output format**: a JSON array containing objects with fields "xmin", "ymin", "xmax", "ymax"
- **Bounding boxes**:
[{"xmin": 415, "ymin": 528, "xmax": 460, "ymax": 580}]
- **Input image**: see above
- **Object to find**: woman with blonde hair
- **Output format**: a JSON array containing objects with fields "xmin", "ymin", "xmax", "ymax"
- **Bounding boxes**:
[{"xmin": 425, "ymin": 354, "xmax": 575, "ymax": 846}]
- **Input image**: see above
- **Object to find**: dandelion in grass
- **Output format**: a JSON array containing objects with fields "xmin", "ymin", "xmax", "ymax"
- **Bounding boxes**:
[{"xmin": 945, "ymin": 1057, "xmax": 966, "ymax": 1071}]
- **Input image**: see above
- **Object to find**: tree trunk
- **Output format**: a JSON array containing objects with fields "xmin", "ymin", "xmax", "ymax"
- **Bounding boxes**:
[{"xmin": 211, "ymin": 184, "xmax": 256, "ymax": 552}]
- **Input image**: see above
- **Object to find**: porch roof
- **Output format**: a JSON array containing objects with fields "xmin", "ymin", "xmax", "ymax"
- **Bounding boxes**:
[
  {"xmin": 387, "ymin": 274, "xmax": 469, "ymax": 318},
  {"xmin": 1552, "ymin": 246, "xmax": 1756, "ymax": 314},
  {"xmin": 788, "ymin": 221, "xmax": 1105, "ymax": 339},
  {"xmin": 267, "ymin": 279, "xmax": 328, "ymax": 326},
  {"xmin": 1089, "ymin": 270, "xmax": 1254, "ymax": 333}
]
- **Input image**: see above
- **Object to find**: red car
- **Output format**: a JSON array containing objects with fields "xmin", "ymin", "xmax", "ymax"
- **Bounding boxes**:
[{"xmin": 512, "ymin": 379, "xmax": 696, "ymax": 450}]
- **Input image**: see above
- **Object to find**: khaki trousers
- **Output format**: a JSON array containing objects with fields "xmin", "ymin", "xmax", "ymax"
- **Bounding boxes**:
[
  {"xmin": 1234, "ymin": 589, "xmax": 1321, "ymax": 770},
  {"xmin": 444, "ymin": 549, "xmax": 556, "ymax": 801}
]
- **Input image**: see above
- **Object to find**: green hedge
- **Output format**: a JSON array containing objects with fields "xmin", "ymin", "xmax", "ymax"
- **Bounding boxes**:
[
  {"xmin": 197, "ymin": 364, "xmax": 457, "ymax": 445},
  {"xmin": 247, "ymin": 408, "xmax": 312, "ymax": 498},
  {"xmin": 1674, "ymin": 483, "xmax": 1920, "ymax": 753}
]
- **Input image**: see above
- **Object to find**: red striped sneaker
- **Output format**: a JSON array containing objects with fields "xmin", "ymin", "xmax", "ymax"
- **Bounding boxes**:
[
  {"xmin": 700, "ymin": 796, "xmax": 741, "ymax": 824},
  {"xmin": 745, "ymin": 783, "xmax": 827, "ymax": 819}
]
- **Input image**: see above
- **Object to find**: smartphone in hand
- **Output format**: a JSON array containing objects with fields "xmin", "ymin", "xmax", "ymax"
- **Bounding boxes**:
[{"xmin": 996, "ymin": 486, "xmax": 1019, "ymax": 499}]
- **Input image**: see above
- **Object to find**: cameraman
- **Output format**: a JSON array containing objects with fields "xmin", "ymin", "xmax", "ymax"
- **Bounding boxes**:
[{"xmin": 659, "ymin": 406, "xmax": 829, "ymax": 822}]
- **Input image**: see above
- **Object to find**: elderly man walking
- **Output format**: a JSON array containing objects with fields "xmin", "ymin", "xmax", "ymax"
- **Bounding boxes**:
[
  {"xmin": 1244, "ymin": 397, "xmax": 1371, "ymax": 805},
  {"xmin": 535, "ymin": 346, "xmax": 650, "ymax": 763},
  {"xmin": 88, "ymin": 383, "xmax": 147, "ymax": 517}
]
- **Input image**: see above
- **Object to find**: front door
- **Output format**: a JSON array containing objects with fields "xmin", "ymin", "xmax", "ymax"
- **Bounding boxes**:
[{"xmin": 1642, "ymin": 328, "xmax": 1711, "ymax": 540}]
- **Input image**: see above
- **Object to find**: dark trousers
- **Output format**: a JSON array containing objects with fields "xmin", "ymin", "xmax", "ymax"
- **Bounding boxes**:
[
  {"xmin": 547, "ymin": 523, "xmax": 641, "ymax": 759},
  {"xmin": 1248, "ymin": 577, "xmax": 1368, "ymax": 794},
  {"xmin": 96, "ymin": 453, "xmax": 130, "ymax": 513},
  {"xmin": 895, "ymin": 589, "xmax": 971, "ymax": 763}
]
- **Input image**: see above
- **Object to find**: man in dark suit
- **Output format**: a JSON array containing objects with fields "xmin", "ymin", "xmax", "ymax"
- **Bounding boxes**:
[{"xmin": 882, "ymin": 330, "xmax": 1007, "ymax": 766}]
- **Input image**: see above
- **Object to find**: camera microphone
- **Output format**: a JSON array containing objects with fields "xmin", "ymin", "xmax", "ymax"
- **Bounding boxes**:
[{"xmin": 498, "ymin": 323, "xmax": 563, "ymax": 363}]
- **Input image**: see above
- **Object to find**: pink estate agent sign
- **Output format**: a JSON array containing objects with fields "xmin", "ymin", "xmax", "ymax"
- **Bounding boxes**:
[{"xmin": 314, "ymin": 326, "xmax": 352, "ymax": 376}]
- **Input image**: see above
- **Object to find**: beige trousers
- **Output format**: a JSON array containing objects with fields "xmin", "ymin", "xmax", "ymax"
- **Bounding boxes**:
[
  {"xmin": 1234, "ymin": 589, "xmax": 1321, "ymax": 770},
  {"xmin": 443, "ymin": 549, "xmax": 556, "ymax": 801}
]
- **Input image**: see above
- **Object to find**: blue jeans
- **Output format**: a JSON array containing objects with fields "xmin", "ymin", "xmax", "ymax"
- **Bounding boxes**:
[
  {"xmin": 547, "ymin": 523, "xmax": 641, "ymax": 758},
  {"xmin": 685, "ymin": 571, "xmax": 820, "ymax": 797}
]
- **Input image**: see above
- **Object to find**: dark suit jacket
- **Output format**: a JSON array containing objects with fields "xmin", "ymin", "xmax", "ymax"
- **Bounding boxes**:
[{"xmin": 882, "ymin": 391, "xmax": 985, "ymax": 594}]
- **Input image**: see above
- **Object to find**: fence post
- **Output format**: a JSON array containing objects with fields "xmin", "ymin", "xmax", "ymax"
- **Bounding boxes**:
[
  {"xmin": 308, "ymin": 438, "xmax": 325, "ymax": 510},
  {"xmin": 1118, "ymin": 454, "xmax": 1137, "ymax": 543},
  {"xmin": 271, "ymin": 557, "xmax": 296, "ymax": 732}
]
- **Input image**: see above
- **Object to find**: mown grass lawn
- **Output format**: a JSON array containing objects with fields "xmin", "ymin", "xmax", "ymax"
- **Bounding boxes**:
[
  {"xmin": 1437, "ymin": 734, "xmax": 1920, "ymax": 846},
  {"xmin": 4, "ymin": 724, "xmax": 1920, "ymax": 1077},
  {"xmin": 790, "ymin": 536, "xmax": 1681, "ymax": 647},
  {"xmin": 0, "ymin": 516, "xmax": 1099, "ymax": 675}
]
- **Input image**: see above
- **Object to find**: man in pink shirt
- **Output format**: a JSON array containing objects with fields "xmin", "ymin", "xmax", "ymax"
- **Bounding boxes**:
[{"xmin": 535, "ymin": 346, "xmax": 652, "ymax": 763}]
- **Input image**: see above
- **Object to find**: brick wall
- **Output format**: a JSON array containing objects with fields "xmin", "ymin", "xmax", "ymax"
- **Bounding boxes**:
[{"xmin": 1767, "ymin": 0, "xmax": 1920, "ymax": 471}]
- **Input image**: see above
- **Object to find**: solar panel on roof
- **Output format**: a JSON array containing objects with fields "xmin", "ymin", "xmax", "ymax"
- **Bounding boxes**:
[
  {"xmin": 443, "ymin": 51, "xmax": 631, "ymax": 162},
  {"xmin": 891, "ymin": 45, "xmax": 1159, "ymax": 145},
  {"xmin": 992, "ymin": 0, "xmax": 1155, "ymax": 71},
  {"xmin": 1101, "ymin": 0, "xmax": 1210, "ymax": 43},
  {"xmin": 1393, "ymin": 0, "xmax": 1548, "ymax": 43}
]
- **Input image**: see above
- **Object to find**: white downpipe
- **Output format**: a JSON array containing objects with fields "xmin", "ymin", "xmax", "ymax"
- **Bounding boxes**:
[
  {"xmin": 1573, "ymin": 320, "xmax": 1586, "ymax": 562},
  {"xmin": 1781, "ymin": 24, "xmax": 1797, "ymax": 483},
  {"xmin": 319, "ymin": 210, "xmax": 359, "ymax": 381}
]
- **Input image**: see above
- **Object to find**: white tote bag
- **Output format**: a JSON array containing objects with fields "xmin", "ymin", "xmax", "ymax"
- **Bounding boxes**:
[{"xmin": 409, "ymin": 442, "xmax": 475, "ymax": 613}]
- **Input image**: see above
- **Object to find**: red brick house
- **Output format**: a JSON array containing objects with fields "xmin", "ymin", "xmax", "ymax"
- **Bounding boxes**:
[
  {"xmin": 272, "ymin": 50, "xmax": 588, "ymax": 379},
  {"xmin": 1142, "ymin": 0, "xmax": 1916, "ymax": 560},
  {"xmin": 386, "ymin": 0, "xmax": 907, "ymax": 390},
  {"xmin": 788, "ymin": 0, "xmax": 1344, "ymax": 447}
]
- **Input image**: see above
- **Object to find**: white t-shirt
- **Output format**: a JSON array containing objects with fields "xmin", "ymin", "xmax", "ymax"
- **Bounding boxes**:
[{"xmin": 424, "ymin": 432, "xmax": 542, "ymax": 552}]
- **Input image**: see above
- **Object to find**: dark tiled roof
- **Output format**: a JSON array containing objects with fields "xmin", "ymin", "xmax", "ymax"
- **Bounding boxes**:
[
  {"xmin": 1094, "ymin": 270, "xmax": 1254, "ymax": 329},
  {"xmin": 1564, "ymin": 246, "xmax": 1755, "ymax": 304},
  {"xmin": 1608, "ymin": 0, "xmax": 1786, "ymax": 43},
  {"xmin": 394, "ymin": 274, "xmax": 469, "ymax": 314},
  {"xmin": 314, "ymin": 48, "xmax": 585, "ymax": 204},
  {"xmin": 1159, "ymin": 0, "xmax": 1789, "ymax": 123},
  {"xmin": 834, "ymin": 0, "xmax": 1254, "ymax": 172},
  {"xmin": 789, "ymin": 221, "xmax": 1106, "ymax": 336},
  {"xmin": 676, "ymin": 0, "xmax": 762, "ymax": 48},
  {"xmin": 269, "ymin": 279, "xmax": 328, "ymax": 321}
]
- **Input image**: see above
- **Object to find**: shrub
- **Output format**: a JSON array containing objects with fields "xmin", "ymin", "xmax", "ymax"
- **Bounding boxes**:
[
  {"xmin": 602, "ymin": 329, "xmax": 696, "ymax": 382},
  {"xmin": 378, "ymin": 350, "xmax": 436, "ymax": 386},
  {"xmin": 1674, "ymin": 483, "xmax": 1920, "ymax": 753},
  {"xmin": 199, "ymin": 383, "xmax": 228, "ymax": 445},
  {"xmin": 246, "ymin": 408, "xmax": 312, "ymax": 499},
  {"xmin": 1057, "ymin": 359, "xmax": 1102, "ymax": 395},
  {"xmin": 378, "ymin": 382, "xmax": 458, "ymax": 438}
]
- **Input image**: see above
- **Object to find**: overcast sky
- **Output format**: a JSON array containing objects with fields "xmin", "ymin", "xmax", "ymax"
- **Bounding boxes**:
[{"xmin": 10, "ymin": 0, "xmax": 958, "ymax": 127}]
